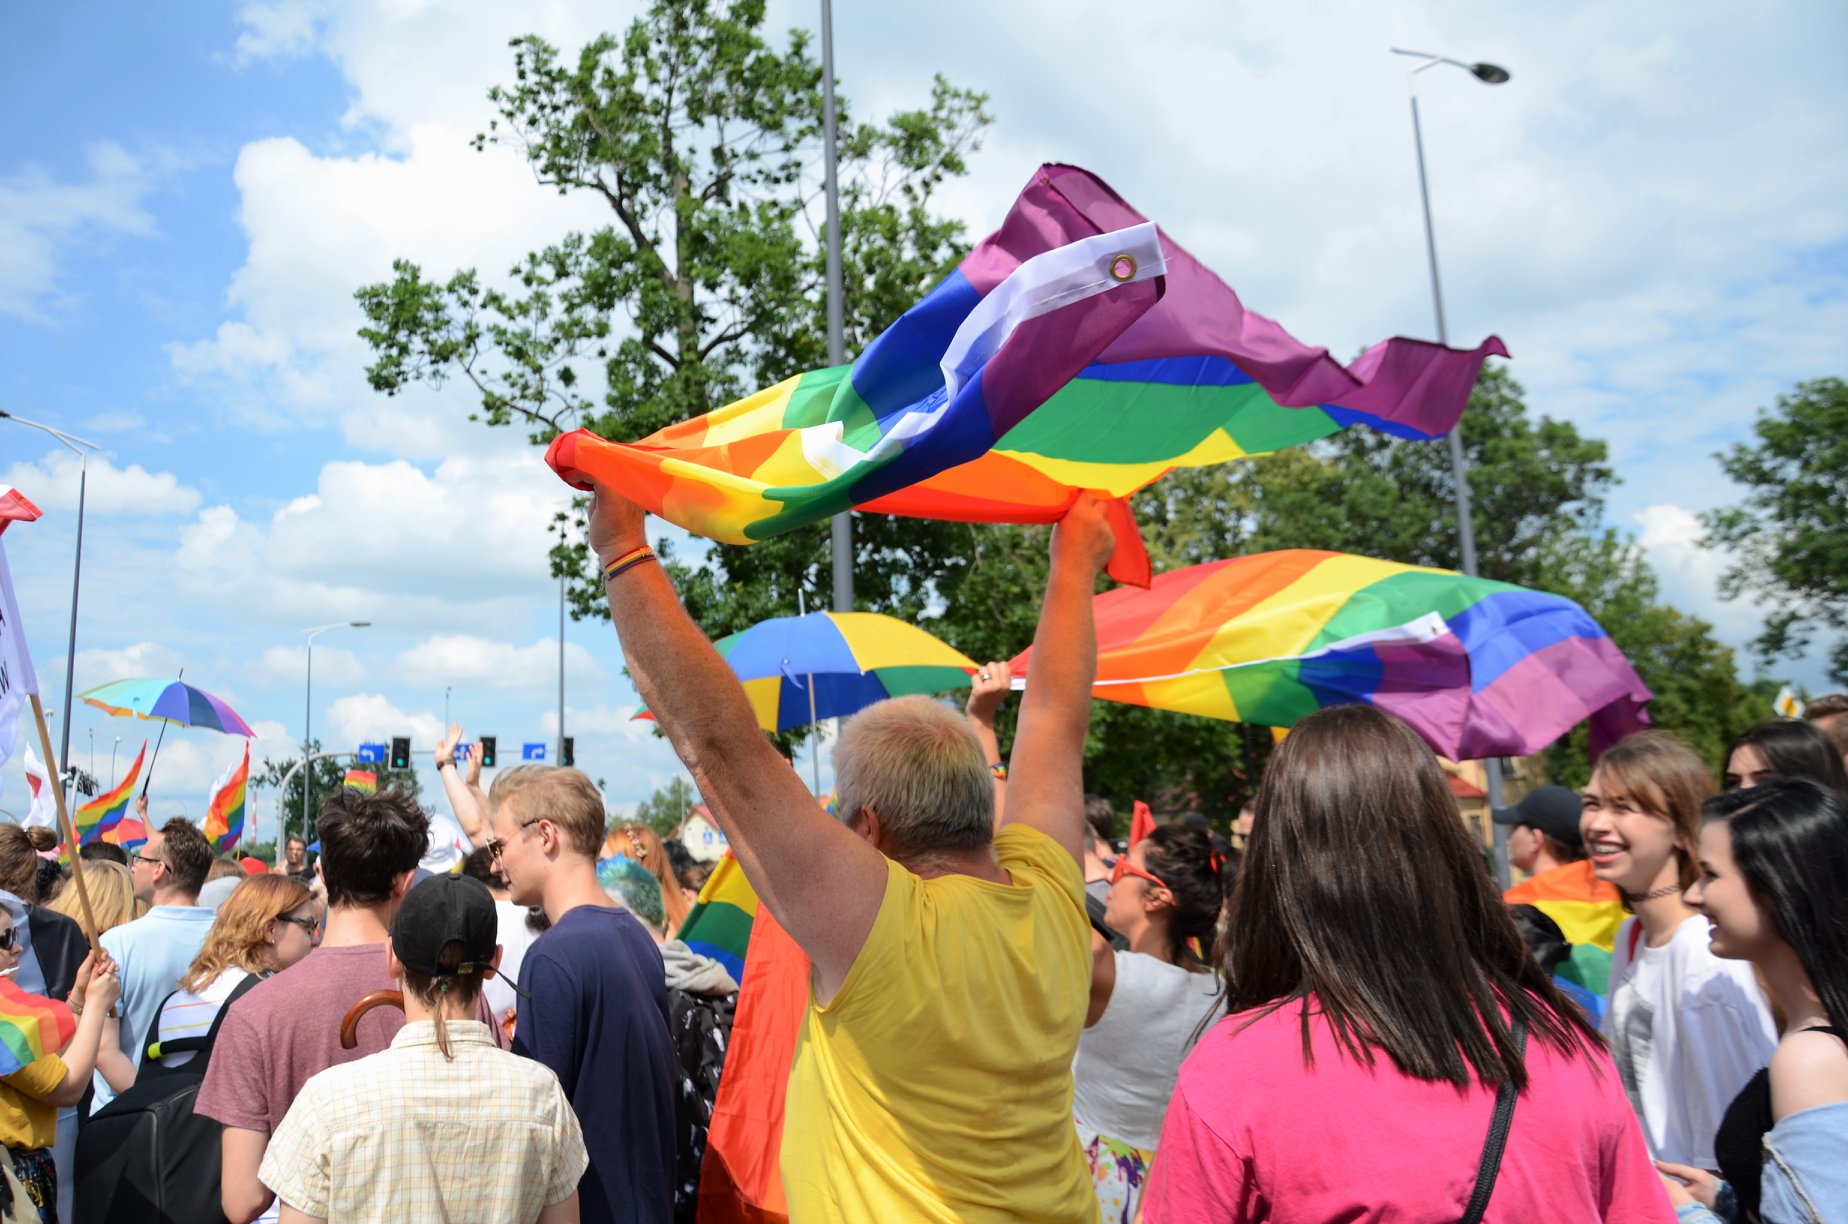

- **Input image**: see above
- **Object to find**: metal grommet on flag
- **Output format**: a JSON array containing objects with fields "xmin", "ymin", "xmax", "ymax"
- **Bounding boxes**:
[{"xmin": 1108, "ymin": 253, "xmax": 1138, "ymax": 282}]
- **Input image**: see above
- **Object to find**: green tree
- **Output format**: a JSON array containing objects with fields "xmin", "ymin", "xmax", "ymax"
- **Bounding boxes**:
[
  {"xmin": 1702, "ymin": 377, "xmax": 1848, "ymax": 682},
  {"xmin": 356, "ymin": 0, "xmax": 991, "ymax": 632},
  {"xmin": 631, "ymin": 776, "xmax": 700, "ymax": 839},
  {"xmin": 252, "ymin": 741, "xmax": 421, "ymax": 844}
]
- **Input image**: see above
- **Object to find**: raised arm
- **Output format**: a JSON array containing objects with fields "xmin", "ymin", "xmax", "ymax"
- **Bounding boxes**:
[
  {"xmin": 434, "ymin": 723, "xmax": 487, "ymax": 846},
  {"xmin": 965, "ymin": 662, "xmax": 1012, "ymax": 827},
  {"xmin": 998, "ymin": 493, "xmax": 1114, "ymax": 865},
  {"xmin": 588, "ymin": 490, "xmax": 888, "ymax": 994}
]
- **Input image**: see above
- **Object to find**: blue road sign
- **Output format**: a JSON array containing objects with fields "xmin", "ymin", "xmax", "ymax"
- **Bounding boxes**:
[
  {"xmin": 522, "ymin": 742, "xmax": 546, "ymax": 762},
  {"xmin": 356, "ymin": 743, "xmax": 386, "ymax": 764}
]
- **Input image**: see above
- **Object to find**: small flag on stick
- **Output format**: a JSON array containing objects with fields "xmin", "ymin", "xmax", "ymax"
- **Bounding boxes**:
[
  {"xmin": 1773, "ymin": 686, "xmax": 1805, "ymax": 719},
  {"xmin": 342, "ymin": 768, "xmax": 377, "ymax": 794}
]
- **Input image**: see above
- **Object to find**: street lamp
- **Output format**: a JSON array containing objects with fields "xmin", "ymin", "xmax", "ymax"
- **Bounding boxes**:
[
  {"xmin": 0, "ymin": 410, "xmax": 99, "ymax": 800},
  {"xmin": 302, "ymin": 621, "xmax": 369, "ymax": 847},
  {"xmin": 1390, "ymin": 47, "xmax": 1514, "ymax": 884}
]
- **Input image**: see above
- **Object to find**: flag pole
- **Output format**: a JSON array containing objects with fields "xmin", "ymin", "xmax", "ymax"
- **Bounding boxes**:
[{"xmin": 28, "ymin": 693, "xmax": 100, "ymax": 946}]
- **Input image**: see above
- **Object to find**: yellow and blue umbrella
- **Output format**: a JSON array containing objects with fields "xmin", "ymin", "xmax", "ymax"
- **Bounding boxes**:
[
  {"xmin": 80, "ymin": 677, "xmax": 255, "ymax": 737},
  {"xmin": 649, "ymin": 611, "xmax": 977, "ymax": 734}
]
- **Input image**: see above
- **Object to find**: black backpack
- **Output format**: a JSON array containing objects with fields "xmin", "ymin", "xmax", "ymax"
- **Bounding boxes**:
[{"xmin": 74, "ymin": 973, "xmax": 264, "ymax": 1224}]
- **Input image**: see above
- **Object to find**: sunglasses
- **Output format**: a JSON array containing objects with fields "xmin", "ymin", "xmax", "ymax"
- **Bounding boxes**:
[
  {"xmin": 277, "ymin": 915, "xmax": 321, "ymax": 937},
  {"xmin": 484, "ymin": 816, "xmax": 544, "ymax": 862},
  {"xmin": 1109, "ymin": 856, "xmax": 1170, "ymax": 893},
  {"xmin": 0, "ymin": 928, "xmax": 16, "ymax": 952}
]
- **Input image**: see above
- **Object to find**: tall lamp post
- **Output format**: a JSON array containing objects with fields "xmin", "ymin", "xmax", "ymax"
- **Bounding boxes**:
[
  {"xmin": 820, "ymin": 0, "xmax": 852, "ymax": 615},
  {"xmin": 302, "ymin": 621, "xmax": 369, "ymax": 847},
  {"xmin": 1391, "ymin": 47, "xmax": 1515, "ymax": 885},
  {"xmin": 0, "ymin": 410, "xmax": 99, "ymax": 801}
]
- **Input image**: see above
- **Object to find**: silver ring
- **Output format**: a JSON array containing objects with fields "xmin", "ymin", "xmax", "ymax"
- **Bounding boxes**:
[{"xmin": 979, "ymin": 671, "xmax": 991, "ymax": 680}]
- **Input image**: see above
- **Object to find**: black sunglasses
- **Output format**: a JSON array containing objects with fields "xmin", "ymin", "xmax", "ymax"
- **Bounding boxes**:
[{"xmin": 0, "ymin": 928, "xmax": 18, "ymax": 952}]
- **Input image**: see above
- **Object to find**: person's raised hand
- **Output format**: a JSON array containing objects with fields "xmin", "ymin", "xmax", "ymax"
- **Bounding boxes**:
[
  {"xmin": 1653, "ymin": 1162, "xmax": 1718, "ymax": 1210},
  {"xmin": 966, "ymin": 662, "xmax": 1012, "ymax": 725},
  {"xmin": 465, "ymin": 740, "xmax": 483, "ymax": 787},
  {"xmin": 436, "ymin": 723, "xmax": 464, "ymax": 768},
  {"xmin": 134, "ymin": 794, "xmax": 148, "ymax": 820},
  {"xmin": 587, "ymin": 488, "xmax": 648, "ymax": 566},
  {"xmin": 87, "ymin": 962, "xmax": 122, "ymax": 1014},
  {"xmin": 1051, "ymin": 492, "xmax": 1117, "ymax": 578}
]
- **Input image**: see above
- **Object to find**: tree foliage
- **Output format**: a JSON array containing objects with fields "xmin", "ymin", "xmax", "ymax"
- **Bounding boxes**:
[
  {"xmin": 1702, "ymin": 377, "xmax": 1848, "ymax": 682},
  {"xmin": 631, "ymin": 776, "xmax": 701, "ymax": 839},
  {"xmin": 252, "ymin": 740, "xmax": 421, "ymax": 844}
]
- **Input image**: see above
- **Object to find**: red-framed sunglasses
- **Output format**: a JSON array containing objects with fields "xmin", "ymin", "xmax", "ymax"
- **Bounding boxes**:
[{"xmin": 1109, "ymin": 857, "xmax": 1170, "ymax": 892}]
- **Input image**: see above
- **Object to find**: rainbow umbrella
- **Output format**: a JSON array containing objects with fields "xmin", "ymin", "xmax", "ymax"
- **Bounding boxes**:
[
  {"xmin": 1010, "ymin": 551, "xmax": 1651, "ymax": 760},
  {"xmin": 643, "ymin": 612, "xmax": 977, "ymax": 734},
  {"xmin": 80, "ymin": 677, "xmax": 255, "ymax": 737}
]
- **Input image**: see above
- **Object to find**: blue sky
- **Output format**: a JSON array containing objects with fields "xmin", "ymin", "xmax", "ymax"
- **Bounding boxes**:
[{"xmin": 3, "ymin": 0, "xmax": 1845, "ymax": 830}]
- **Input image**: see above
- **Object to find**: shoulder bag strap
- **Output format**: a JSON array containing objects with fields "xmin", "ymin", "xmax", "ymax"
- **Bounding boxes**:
[{"xmin": 1459, "ymin": 1020, "xmax": 1528, "ymax": 1224}]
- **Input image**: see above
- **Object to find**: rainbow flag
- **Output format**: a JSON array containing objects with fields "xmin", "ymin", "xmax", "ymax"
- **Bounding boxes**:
[
  {"xmin": 76, "ymin": 740, "xmax": 144, "ymax": 846},
  {"xmin": 1504, "ymin": 860, "xmax": 1626, "ymax": 953},
  {"xmin": 547, "ymin": 164, "xmax": 1504, "ymax": 588},
  {"xmin": 1015, "ymin": 551, "xmax": 1651, "ymax": 761},
  {"xmin": 0, "ymin": 978, "xmax": 76, "ymax": 1077},
  {"xmin": 675, "ymin": 851, "xmax": 758, "ymax": 983},
  {"xmin": 342, "ymin": 768, "xmax": 377, "ymax": 794},
  {"xmin": 203, "ymin": 744, "xmax": 250, "ymax": 852},
  {"xmin": 103, "ymin": 817, "xmax": 146, "ymax": 852}
]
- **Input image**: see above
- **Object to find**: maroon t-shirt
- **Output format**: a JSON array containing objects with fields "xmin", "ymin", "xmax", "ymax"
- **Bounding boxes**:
[{"xmin": 196, "ymin": 943, "xmax": 500, "ymax": 1133}]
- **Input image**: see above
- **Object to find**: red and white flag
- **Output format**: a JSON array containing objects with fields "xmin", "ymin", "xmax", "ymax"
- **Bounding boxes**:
[
  {"xmin": 22, "ymin": 745, "xmax": 55, "ymax": 830},
  {"xmin": 0, "ymin": 487, "xmax": 39, "ymax": 537}
]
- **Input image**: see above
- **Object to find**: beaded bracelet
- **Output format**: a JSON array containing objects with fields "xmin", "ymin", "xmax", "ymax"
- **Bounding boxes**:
[{"xmin": 602, "ymin": 546, "xmax": 657, "ymax": 583}]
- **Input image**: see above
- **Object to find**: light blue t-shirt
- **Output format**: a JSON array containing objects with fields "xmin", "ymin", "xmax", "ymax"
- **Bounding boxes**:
[{"xmin": 94, "ymin": 904, "xmax": 215, "ymax": 1111}]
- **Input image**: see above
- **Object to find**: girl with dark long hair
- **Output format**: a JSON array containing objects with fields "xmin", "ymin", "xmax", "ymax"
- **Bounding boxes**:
[
  {"xmin": 1143, "ymin": 705, "xmax": 1670, "ymax": 1222},
  {"xmin": 1073, "ymin": 824, "xmax": 1224, "ymax": 1223},
  {"xmin": 1722, "ymin": 719, "xmax": 1848, "ymax": 794},
  {"xmin": 1658, "ymin": 778, "xmax": 1848, "ymax": 1221},
  {"xmin": 1586, "ymin": 731, "xmax": 1777, "ymax": 1170}
]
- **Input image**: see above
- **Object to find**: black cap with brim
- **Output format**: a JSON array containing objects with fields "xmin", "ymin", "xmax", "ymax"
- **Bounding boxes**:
[
  {"xmin": 1490, "ymin": 784, "xmax": 1586, "ymax": 848},
  {"xmin": 390, "ymin": 874, "xmax": 500, "ymax": 979}
]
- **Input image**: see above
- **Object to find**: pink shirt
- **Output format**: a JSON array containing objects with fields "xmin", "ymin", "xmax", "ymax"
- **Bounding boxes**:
[{"xmin": 1144, "ymin": 999, "xmax": 1674, "ymax": 1223}]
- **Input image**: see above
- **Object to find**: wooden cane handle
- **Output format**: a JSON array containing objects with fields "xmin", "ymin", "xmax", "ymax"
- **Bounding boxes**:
[{"xmin": 338, "ymin": 990, "xmax": 404, "ymax": 1049}]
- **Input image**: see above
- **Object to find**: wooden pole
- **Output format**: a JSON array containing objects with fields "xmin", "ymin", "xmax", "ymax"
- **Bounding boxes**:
[{"xmin": 28, "ymin": 692, "xmax": 100, "ymax": 947}]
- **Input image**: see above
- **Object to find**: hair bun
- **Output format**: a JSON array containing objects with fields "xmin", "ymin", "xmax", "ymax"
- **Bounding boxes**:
[{"xmin": 24, "ymin": 827, "xmax": 58, "ymax": 853}]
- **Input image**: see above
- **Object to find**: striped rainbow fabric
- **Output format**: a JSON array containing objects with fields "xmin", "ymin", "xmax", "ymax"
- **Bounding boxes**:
[
  {"xmin": 674, "ymin": 850, "xmax": 757, "ymax": 983},
  {"xmin": 0, "ymin": 978, "xmax": 76, "ymax": 1077},
  {"xmin": 1011, "ymin": 550, "xmax": 1651, "ymax": 761},
  {"xmin": 203, "ymin": 745, "xmax": 249, "ymax": 852},
  {"xmin": 548, "ymin": 164, "xmax": 1505, "ymax": 587},
  {"xmin": 342, "ymin": 768, "xmax": 377, "ymax": 794},
  {"xmin": 75, "ymin": 741, "xmax": 144, "ymax": 846}
]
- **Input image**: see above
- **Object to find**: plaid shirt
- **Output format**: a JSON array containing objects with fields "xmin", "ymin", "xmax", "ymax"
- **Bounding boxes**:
[{"xmin": 261, "ymin": 1019, "xmax": 587, "ymax": 1222}]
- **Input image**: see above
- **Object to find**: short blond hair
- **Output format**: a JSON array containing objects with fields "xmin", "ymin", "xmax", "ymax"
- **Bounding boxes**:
[
  {"xmin": 833, "ymin": 696, "xmax": 993, "ymax": 861},
  {"xmin": 490, "ymin": 765, "xmax": 606, "ymax": 858}
]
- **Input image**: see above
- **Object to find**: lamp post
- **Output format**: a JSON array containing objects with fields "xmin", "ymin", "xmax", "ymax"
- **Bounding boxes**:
[
  {"xmin": 1391, "ymin": 47, "xmax": 1514, "ymax": 886},
  {"xmin": 0, "ymin": 410, "xmax": 99, "ymax": 802},
  {"xmin": 302, "ymin": 621, "xmax": 369, "ymax": 847},
  {"xmin": 820, "ymin": 0, "xmax": 852, "ymax": 615}
]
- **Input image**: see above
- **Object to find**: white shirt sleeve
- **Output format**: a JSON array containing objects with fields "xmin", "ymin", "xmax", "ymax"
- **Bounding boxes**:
[{"xmin": 1669, "ymin": 960, "xmax": 1777, "ymax": 1168}]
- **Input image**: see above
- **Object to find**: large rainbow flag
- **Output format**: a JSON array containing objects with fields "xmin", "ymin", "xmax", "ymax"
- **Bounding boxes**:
[
  {"xmin": 75, "ymin": 740, "xmax": 145, "ymax": 846},
  {"xmin": 203, "ymin": 744, "xmax": 250, "ymax": 852},
  {"xmin": 1011, "ymin": 551, "xmax": 1651, "ymax": 760},
  {"xmin": 0, "ymin": 978, "xmax": 76, "ymax": 1077},
  {"xmin": 548, "ymin": 164, "xmax": 1505, "ymax": 587},
  {"xmin": 675, "ymin": 851, "xmax": 758, "ymax": 983}
]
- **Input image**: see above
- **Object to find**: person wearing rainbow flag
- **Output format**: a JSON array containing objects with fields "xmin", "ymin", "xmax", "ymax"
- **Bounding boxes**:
[{"xmin": 591, "ymin": 484, "xmax": 1114, "ymax": 1223}]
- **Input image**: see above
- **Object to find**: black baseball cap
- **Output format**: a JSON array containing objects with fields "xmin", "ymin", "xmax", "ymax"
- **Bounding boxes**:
[
  {"xmin": 1491, "ymin": 785, "xmax": 1584, "ymax": 849},
  {"xmin": 390, "ymin": 874, "xmax": 500, "ymax": 978}
]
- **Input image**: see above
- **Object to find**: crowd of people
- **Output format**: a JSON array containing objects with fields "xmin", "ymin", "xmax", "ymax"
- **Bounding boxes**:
[{"xmin": 0, "ymin": 488, "xmax": 1842, "ymax": 1222}]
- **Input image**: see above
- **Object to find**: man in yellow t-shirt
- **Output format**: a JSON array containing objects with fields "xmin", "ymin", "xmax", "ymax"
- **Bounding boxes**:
[{"xmin": 591, "ymin": 487, "xmax": 1115, "ymax": 1223}]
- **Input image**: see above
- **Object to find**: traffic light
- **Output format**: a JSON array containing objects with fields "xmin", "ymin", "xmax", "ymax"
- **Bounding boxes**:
[
  {"xmin": 390, "ymin": 737, "xmax": 411, "ymax": 770},
  {"xmin": 479, "ymin": 736, "xmax": 497, "ymax": 768},
  {"xmin": 562, "ymin": 737, "xmax": 575, "ymax": 767}
]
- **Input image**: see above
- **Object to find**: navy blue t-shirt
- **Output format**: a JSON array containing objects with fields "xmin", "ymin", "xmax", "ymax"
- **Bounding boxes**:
[{"xmin": 513, "ymin": 903, "xmax": 676, "ymax": 1224}]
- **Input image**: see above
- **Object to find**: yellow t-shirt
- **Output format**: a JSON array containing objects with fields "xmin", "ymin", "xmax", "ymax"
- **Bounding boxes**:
[
  {"xmin": 782, "ymin": 824, "xmax": 1098, "ymax": 1223},
  {"xmin": 0, "ymin": 1054, "xmax": 67, "ymax": 1151}
]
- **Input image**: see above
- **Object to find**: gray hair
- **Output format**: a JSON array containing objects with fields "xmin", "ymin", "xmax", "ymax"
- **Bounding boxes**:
[{"xmin": 832, "ymin": 696, "xmax": 994, "ymax": 861}]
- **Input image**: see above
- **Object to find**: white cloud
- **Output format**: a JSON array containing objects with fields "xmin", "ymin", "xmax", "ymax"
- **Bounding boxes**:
[
  {"xmin": 65, "ymin": 641, "xmax": 187, "ymax": 688},
  {"xmin": 254, "ymin": 645, "xmax": 365, "ymax": 689},
  {"xmin": 398, "ymin": 634, "xmax": 606, "ymax": 691},
  {"xmin": 0, "ymin": 142, "xmax": 182, "ymax": 321},
  {"xmin": 1, "ymin": 448, "xmax": 202, "ymax": 517},
  {"xmin": 172, "ymin": 451, "xmax": 568, "ymax": 632},
  {"xmin": 326, "ymin": 692, "xmax": 443, "ymax": 751}
]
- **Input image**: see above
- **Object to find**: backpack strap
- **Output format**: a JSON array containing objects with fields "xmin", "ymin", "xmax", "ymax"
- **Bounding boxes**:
[
  {"xmin": 1459, "ymin": 1020, "xmax": 1528, "ymax": 1224},
  {"xmin": 144, "ymin": 972, "xmax": 267, "ymax": 1069}
]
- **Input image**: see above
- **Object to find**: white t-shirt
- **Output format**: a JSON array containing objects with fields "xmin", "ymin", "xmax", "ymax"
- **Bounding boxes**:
[
  {"xmin": 151, "ymin": 966, "xmax": 248, "ymax": 1068},
  {"xmin": 1605, "ymin": 914, "xmax": 1776, "ymax": 1167},
  {"xmin": 1072, "ymin": 950, "xmax": 1222, "ymax": 1150},
  {"xmin": 482, "ymin": 898, "xmax": 539, "ymax": 1022}
]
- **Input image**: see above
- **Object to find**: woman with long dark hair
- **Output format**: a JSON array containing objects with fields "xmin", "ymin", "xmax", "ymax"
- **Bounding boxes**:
[
  {"xmin": 1586, "ymin": 731, "xmax": 1777, "ymax": 1170},
  {"xmin": 1722, "ymin": 719, "xmax": 1848, "ymax": 793},
  {"xmin": 1658, "ymin": 778, "xmax": 1848, "ymax": 1221},
  {"xmin": 1072, "ymin": 824, "xmax": 1224, "ymax": 1223},
  {"xmin": 1143, "ymin": 705, "xmax": 1670, "ymax": 1221}
]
